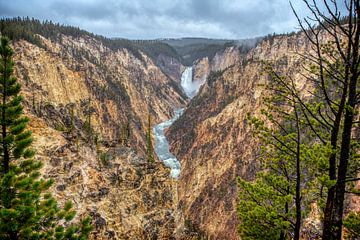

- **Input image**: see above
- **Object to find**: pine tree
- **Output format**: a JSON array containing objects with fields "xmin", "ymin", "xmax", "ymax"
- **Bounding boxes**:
[
  {"xmin": 119, "ymin": 123, "xmax": 130, "ymax": 147},
  {"xmin": 0, "ymin": 37, "xmax": 91, "ymax": 239},
  {"xmin": 146, "ymin": 114, "xmax": 154, "ymax": 163}
]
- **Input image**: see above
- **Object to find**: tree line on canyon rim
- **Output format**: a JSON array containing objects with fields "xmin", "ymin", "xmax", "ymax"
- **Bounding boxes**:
[
  {"xmin": 237, "ymin": 1, "xmax": 360, "ymax": 240},
  {"xmin": 0, "ymin": 17, "xmax": 180, "ymax": 65}
]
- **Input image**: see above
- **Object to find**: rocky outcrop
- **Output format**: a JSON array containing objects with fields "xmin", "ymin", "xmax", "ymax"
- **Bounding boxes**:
[
  {"xmin": 192, "ymin": 46, "xmax": 242, "ymax": 83},
  {"xmin": 167, "ymin": 33, "xmax": 313, "ymax": 239},
  {"xmin": 156, "ymin": 53, "xmax": 186, "ymax": 84}
]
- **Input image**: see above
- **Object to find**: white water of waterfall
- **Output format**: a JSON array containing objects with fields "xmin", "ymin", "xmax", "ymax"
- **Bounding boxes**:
[
  {"xmin": 181, "ymin": 67, "xmax": 203, "ymax": 98},
  {"xmin": 153, "ymin": 66, "xmax": 198, "ymax": 178}
]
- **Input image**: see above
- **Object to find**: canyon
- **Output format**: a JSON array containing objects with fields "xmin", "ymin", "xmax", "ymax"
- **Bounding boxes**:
[
  {"xmin": 9, "ymin": 25, "xmax": 244, "ymax": 238},
  {"xmin": 2, "ymin": 19, "xmax": 359, "ymax": 240}
]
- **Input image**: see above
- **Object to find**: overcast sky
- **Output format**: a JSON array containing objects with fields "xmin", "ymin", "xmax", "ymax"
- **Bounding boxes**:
[{"xmin": 0, "ymin": 0, "xmax": 347, "ymax": 39}]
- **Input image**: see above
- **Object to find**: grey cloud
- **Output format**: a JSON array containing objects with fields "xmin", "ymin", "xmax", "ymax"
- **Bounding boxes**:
[
  {"xmin": 49, "ymin": 1, "xmax": 116, "ymax": 21},
  {"xmin": 0, "ymin": 0, "xmax": 348, "ymax": 39}
]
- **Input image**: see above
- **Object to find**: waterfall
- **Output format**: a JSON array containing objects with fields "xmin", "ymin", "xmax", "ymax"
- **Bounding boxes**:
[{"xmin": 180, "ymin": 66, "xmax": 202, "ymax": 98}]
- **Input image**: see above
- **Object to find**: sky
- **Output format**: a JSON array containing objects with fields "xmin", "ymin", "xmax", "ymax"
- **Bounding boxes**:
[{"xmin": 0, "ymin": 0, "xmax": 348, "ymax": 39}]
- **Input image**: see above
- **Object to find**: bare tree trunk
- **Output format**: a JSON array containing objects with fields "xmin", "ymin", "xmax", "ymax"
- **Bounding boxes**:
[
  {"xmin": 294, "ymin": 104, "xmax": 301, "ymax": 240},
  {"xmin": 333, "ymin": 39, "xmax": 359, "ymax": 240}
]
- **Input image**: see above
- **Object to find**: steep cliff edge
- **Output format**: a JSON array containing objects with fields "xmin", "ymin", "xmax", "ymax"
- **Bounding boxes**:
[{"xmin": 167, "ymin": 33, "xmax": 313, "ymax": 239}]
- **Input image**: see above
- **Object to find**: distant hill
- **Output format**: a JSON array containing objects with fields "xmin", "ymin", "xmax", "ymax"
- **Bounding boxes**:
[
  {"xmin": 160, "ymin": 37, "xmax": 262, "ymax": 66},
  {"xmin": 160, "ymin": 37, "xmax": 236, "ymax": 47}
]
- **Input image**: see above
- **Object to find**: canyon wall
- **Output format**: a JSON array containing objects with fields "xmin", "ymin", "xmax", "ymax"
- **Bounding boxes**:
[
  {"xmin": 11, "ymin": 32, "xmax": 187, "ymax": 239},
  {"xmin": 168, "ymin": 33, "xmax": 313, "ymax": 239},
  {"xmin": 192, "ymin": 46, "xmax": 242, "ymax": 83},
  {"xmin": 14, "ymin": 35, "xmax": 187, "ymax": 153}
]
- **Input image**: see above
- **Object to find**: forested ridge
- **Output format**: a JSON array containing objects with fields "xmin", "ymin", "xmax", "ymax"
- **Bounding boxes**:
[{"xmin": 0, "ymin": 17, "xmax": 181, "ymax": 63}]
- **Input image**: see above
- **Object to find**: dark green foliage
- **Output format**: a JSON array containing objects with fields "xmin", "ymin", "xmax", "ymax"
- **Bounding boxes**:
[
  {"xmin": 238, "ymin": 2, "xmax": 360, "ymax": 239},
  {"xmin": 289, "ymin": 2, "xmax": 360, "ymax": 238},
  {"xmin": 183, "ymin": 219, "xmax": 208, "ymax": 239},
  {"xmin": 99, "ymin": 151, "xmax": 112, "ymax": 167},
  {"xmin": 0, "ymin": 17, "xmax": 259, "ymax": 69},
  {"xmin": 0, "ymin": 17, "xmax": 89, "ymax": 48},
  {"xmin": 119, "ymin": 121, "xmax": 131, "ymax": 146},
  {"xmin": 0, "ymin": 37, "xmax": 91, "ymax": 239},
  {"xmin": 175, "ymin": 43, "xmax": 229, "ymax": 65},
  {"xmin": 262, "ymin": 32, "xmax": 296, "ymax": 45},
  {"xmin": 83, "ymin": 97, "xmax": 95, "ymax": 143},
  {"xmin": 68, "ymin": 104, "xmax": 75, "ymax": 133},
  {"xmin": 207, "ymin": 69, "xmax": 226, "ymax": 86},
  {"xmin": 132, "ymin": 40, "xmax": 181, "ymax": 62},
  {"xmin": 343, "ymin": 212, "xmax": 360, "ymax": 239},
  {"xmin": 237, "ymin": 176, "xmax": 293, "ymax": 240},
  {"xmin": 238, "ymin": 19, "xmax": 359, "ymax": 240}
]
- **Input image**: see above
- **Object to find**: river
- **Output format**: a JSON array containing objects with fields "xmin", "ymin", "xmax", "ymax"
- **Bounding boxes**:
[{"xmin": 153, "ymin": 66, "xmax": 198, "ymax": 178}]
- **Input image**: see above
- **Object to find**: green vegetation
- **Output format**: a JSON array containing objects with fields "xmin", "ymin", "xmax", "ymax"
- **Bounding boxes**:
[
  {"xmin": 0, "ymin": 17, "xmax": 260, "ymax": 68},
  {"xmin": 344, "ymin": 212, "xmax": 360, "ymax": 239},
  {"xmin": 237, "ymin": 1, "xmax": 360, "ymax": 239},
  {"xmin": 207, "ymin": 69, "xmax": 226, "ymax": 86},
  {"xmin": 163, "ymin": 38, "xmax": 259, "ymax": 65},
  {"xmin": 0, "ymin": 37, "xmax": 91, "ymax": 239},
  {"xmin": 119, "ymin": 121, "xmax": 131, "ymax": 147},
  {"xmin": 83, "ymin": 97, "xmax": 95, "ymax": 143},
  {"xmin": 99, "ymin": 151, "xmax": 112, "ymax": 167},
  {"xmin": 239, "ymin": 80, "xmax": 301, "ymax": 239},
  {"xmin": 132, "ymin": 39, "xmax": 181, "ymax": 62},
  {"xmin": 238, "ymin": 63, "xmax": 334, "ymax": 239}
]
